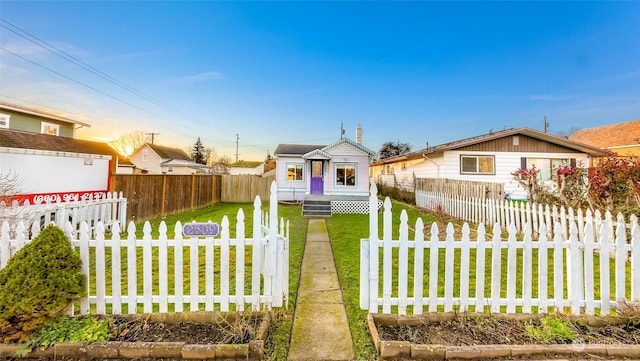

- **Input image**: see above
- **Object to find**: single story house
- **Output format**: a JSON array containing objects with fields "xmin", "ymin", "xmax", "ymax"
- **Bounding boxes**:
[
  {"xmin": 274, "ymin": 130, "xmax": 376, "ymax": 216},
  {"xmin": 227, "ymin": 161, "xmax": 265, "ymax": 176},
  {"xmin": 371, "ymin": 127, "xmax": 607, "ymax": 200},
  {"xmin": 129, "ymin": 143, "xmax": 208, "ymax": 175},
  {"xmin": 569, "ymin": 119, "xmax": 640, "ymax": 158}
]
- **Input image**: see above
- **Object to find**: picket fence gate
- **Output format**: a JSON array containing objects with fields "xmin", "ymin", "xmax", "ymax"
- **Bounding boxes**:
[
  {"xmin": 1, "ymin": 183, "xmax": 289, "ymax": 314},
  {"xmin": 416, "ymin": 190, "xmax": 636, "ymax": 240},
  {"xmin": 362, "ymin": 183, "xmax": 640, "ymax": 316},
  {"xmin": 0, "ymin": 191, "xmax": 127, "ymax": 239}
]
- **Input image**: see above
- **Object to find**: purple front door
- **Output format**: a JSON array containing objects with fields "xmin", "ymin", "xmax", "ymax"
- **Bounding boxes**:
[{"xmin": 310, "ymin": 160, "xmax": 324, "ymax": 195}]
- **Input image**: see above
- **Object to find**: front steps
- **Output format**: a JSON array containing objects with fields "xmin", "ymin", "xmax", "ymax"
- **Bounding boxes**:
[{"xmin": 302, "ymin": 199, "xmax": 331, "ymax": 218}]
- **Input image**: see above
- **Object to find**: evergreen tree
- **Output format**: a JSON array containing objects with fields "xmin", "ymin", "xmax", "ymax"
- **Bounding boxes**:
[{"xmin": 191, "ymin": 137, "xmax": 206, "ymax": 165}]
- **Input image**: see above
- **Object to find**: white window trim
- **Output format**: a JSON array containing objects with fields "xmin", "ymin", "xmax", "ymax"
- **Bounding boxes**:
[
  {"xmin": 0, "ymin": 113, "xmax": 10, "ymax": 129},
  {"xmin": 142, "ymin": 149, "xmax": 149, "ymax": 161},
  {"xmin": 286, "ymin": 162, "xmax": 305, "ymax": 182},
  {"xmin": 41, "ymin": 121, "xmax": 60, "ymax": 135},
  {"xmin": 460, "ymin": 155, "xmax": 495, "ymax": 175},
  {"xmin": 335, "ymin": 162, "xmax": 358, "ymax": 187}
]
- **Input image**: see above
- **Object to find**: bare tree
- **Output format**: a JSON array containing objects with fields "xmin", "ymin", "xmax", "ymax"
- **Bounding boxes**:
[
  {"xmin": 109, "ymin": 131, "xmax": 147, "ymax": 157},
  {"xmin": 0, "ymin": 170, "xmax": 24, "ymax": 225}
]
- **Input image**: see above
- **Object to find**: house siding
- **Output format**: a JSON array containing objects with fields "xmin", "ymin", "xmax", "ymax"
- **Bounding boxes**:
[
  {"xmin": 0, "ymin": 109, "xmax": 75, "ymax": 137},
  {"xmin": 457, "ymin": 135, "xmax": 583, "ymax": 153},
  {"xmin": 276, "ymin": 156, "xmax": 308, "ymax": 201}
]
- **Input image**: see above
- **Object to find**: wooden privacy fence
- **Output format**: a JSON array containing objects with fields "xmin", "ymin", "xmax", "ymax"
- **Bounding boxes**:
[
  {"xmin": 415, "ymin": 178, "xmax": 504, "ymax": 200},
  {"xmin": 416, "ymin": 190, "xmax": 636, "ymax": 240},
  {"xmin": 113, "ymin": 174, "xmax": 221, "ymax": 222},
  {"xmin": 221, "ymin": 174, "xmax": 275, "ymax": 203},
  {"xmin": 112, "ymin": 174, "xmax": 275, "ymax": 222},
  {"xmin": 0, "ymin": 192, "xmax": 127, "ymax": 240},
  {"xmin": 1, "ymin": 182, "xmax": 289, "ymax": 314},
  {"xmin": 361, "ymin": 183, "xmax": 640, "ymax": 316}
]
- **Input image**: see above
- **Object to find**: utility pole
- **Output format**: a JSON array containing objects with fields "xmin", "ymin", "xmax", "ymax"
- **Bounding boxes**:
[
  {"xmin": 145, "ymin": 132, "xmax": 160, "ymax": 144},
  {"xmin": 340, "ymin": 123, "xmax": 345, "ymax": 139},
  {"xmin": 235, "ymin": 133, "xmax": 240, "ymax": 163},
  {"xmin": 543, "ymin": 116, "xmax": 549, "ymax": 133}
]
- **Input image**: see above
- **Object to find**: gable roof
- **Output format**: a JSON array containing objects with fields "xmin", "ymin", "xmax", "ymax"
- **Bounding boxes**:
[
  {"xmin": 0, "ymin": 101, "xmax": 92, "ymax": 128},
  {"xmin": 274, "ymin": 144, "xmax": 326, "ymax": 156},
  {"xmin": 1, "ymin": 128, "xmax": 121, "ymax": 158},
  {"xmin": 132, "ymin": 143, "xmax": 192, "ymax": 161},
  {"xmin": 375, "ymin": 127, "xmax": 607, "ymax": 164},
  {"xmin": 274, "ymin": 137, "xmax": 375, "ymax": 158},
  {"xmin": 569, "ymin": 120, "xmax": 640, "ymax": 149},
  {"xmin": 321, "ymin": 137, "xmax": 376, "ymax": 156}
]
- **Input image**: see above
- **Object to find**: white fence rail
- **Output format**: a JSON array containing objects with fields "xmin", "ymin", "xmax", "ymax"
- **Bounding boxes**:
[
  {"xmin": 1, "ymin": 183, "xmax": 289, "ymax": 314},
  {"xmin": 362, "ymin": 183, "xmax": 640, "ymax": 316},
  {"xmin": 0, "ymin": 192, "xmax": 127, "ymax": 238},
  {"xmin": 416, "ymin": 190, "xmax": 636, "ymax": 239}
]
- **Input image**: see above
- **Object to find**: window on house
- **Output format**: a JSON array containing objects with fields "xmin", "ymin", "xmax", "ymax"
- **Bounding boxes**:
[
  {"xmin": 142, "ymin": 149, "xmax": 149, "ymax": 161},
  {"xmin": 168, "ymin": 166, "xmax": 174, "ymax": 173},
  {"xmin": 401, "ymin": 162, "xmax": 407, "ymax": 171},
  {"xmin": 41, "ymin": 122, "xmax": 59, "ymax": 135},
  {"xmin": 524, "ymin": 157, "xmax": 574, "ymax": 181},
  {"xmin": 335, "ymin": 163, "xmax": 357, "ymax": 187},
  {"xmin": 460, "ymin": 155, "xmax": 495, "ymax": 175},
  {"xmin": 0, "ymin": 113, "xmax": 10, "ymax": 129},
  {"xmin": 385, "ymin": 164, "xmax": 394, "ymax": 174},
  {"xmin": 287, "ymin": 163, "xmax": 304, "ymax": 181}
]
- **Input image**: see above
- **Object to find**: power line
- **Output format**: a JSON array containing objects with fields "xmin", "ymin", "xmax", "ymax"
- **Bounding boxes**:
[
  {"xmin": 0, "ymin": 18, "xmax": 239, "ymax": 138},
  {"xmin": 0, "ymin": 46, "xmax": 179, "ymax": 123}
]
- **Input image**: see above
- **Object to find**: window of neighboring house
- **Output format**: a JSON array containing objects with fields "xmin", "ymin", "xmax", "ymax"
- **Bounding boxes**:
[
  {"xmin": 524, "ymin": 157, "xmax": 574, "ymax": 181},
  {"xmin": 287, "ymin": 163, "xmax": 304, "ymax": 181},
  {"xmin": 385, "ymin": 164, "xmax": 394, "ymax": 174},
  {"xmin": 142, "ymin": 149, "xmax": 149, "ymax": 161},
  {"xmin": 460, "ymin": 155, "xmax": 495, "ymax": 175},
  {"xmin": 168, "ymin": 166, "xmax": 174, "ymax": 173},
  {"xmin": 41, "ymin": 122, "xmax": 59, "ymax": 135},
  {"xmin": 401, "ymin": 162, "xmax": 407, "ymax": 171},
  {"xmin": 0, "ymin": 113, "xmax": 10, "ymax": 128},
  {"xmin": 335, "ymin": 163, "xmax": 357, "ymax": 187}
]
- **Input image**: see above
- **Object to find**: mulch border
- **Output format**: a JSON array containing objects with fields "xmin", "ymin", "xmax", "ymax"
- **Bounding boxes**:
[
  {"xmin": 368, "ymin": 312, "xmax": 640, "ymax": 360},
  {"xmin": 0, "ymin": 311, "xmax": 271, "ymax": 360}
]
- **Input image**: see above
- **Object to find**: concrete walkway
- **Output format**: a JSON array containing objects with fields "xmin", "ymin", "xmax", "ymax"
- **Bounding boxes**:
[{"xmin": 287, "ymin": 219, "xmax": 354, "ymax": 361}]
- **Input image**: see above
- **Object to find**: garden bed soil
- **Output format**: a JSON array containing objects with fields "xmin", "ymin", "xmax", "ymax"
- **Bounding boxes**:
[
  {"xmin": 0, "ymin": 311, "xmax": 270, "ymax": 360},
  {"xmin": 370, "ymin": 312, "xmax": 640, "ymax": 360}
]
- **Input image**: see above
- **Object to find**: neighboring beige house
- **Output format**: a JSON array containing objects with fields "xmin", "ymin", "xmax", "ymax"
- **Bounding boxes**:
[
  {"xmin": 371, "ymin": 127, "xmax": 606, "ymax": 200},
  {"xmin": 129, "ymin": 143, "xmax": 207, "ymax": 175},
  {"xmin": 569, "ymin": 119, "xmax": 640, "ymax": 158},
  {"xmin": 227, "ymin": 161, "xmax": 265, "ymax": 176}
]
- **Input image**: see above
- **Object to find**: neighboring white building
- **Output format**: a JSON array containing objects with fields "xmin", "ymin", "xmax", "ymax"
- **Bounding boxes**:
[
  {"xmin": 129, "ymin": 143, "xmax": 207, "ymax": 175},
  {"xmin": 371, "ymin": 127, "xmax": 607, "ymax": 200},
  {"xmin": 227, "ymin": 161, "xmax": 265, "ymax": 176}
]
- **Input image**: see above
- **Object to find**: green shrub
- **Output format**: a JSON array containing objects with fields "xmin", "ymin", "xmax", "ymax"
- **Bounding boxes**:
[
  {"xmin": 0, "ymin": 224, "xmax": 86, "ymax": 343},
  {"xmin": 18, "ymin": 316, "xmax": 109, "ymax": 355},
  {"xmin": 525, "ymin": 316, "xmax": 578, "ymax": 344}
]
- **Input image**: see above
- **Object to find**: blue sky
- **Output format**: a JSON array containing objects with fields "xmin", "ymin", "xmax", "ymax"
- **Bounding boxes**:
[{"xmin": 1, "ymin": 1, "xmax": 639, "ymax": 160}]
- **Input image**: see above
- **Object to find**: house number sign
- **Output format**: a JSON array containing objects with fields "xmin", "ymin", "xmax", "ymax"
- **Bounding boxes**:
[{"xmin": 182, "ymin": 222, "xmax": 220, "ymax": 237}]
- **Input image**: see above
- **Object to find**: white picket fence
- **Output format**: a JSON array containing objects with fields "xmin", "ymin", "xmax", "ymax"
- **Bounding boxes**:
[
  {"xmin": 1, "ymin": 183, "xmax": 289, "ymax": 314},
  {"xmin": 361, "ymin": 183, "xmax": 640, "ymax": 316},
  {"xmin": 0, "ymin": 192, "xmax": 127, "ymax": 239},
  {"xmin": 416, "ymin": 190, "xmax": 636, "ymax": 240}
]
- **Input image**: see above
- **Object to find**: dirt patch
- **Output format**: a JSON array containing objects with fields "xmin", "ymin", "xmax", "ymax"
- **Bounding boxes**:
[
  {"xmin": 107, "ymin": 315, "xmax": 260, "ymax": 344},
  {"xmin": 377, "ymin": 314, "xmax": 640, "ymax": 346}
]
